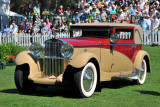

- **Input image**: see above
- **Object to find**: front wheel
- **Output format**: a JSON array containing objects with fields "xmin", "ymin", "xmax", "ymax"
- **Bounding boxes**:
[
  {"xmin": 15, "ymin": 69, "xmax": 36, "ymax": 94},
  {"xmin": 135, "ymin": 59, "xmax": 147, "ymax": 85},
  {"xmin": 73, "ymin": 62, "xmax": 97, "ymax": 98}
]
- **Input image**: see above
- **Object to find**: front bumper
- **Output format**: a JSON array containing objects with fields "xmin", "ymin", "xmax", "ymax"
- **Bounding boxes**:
[{"xmin": 28, "ymin": 57, "xmax": 68, "ymax": 85}]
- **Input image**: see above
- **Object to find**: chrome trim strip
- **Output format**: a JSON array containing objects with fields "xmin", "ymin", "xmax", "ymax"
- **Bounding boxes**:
[
  {"xmin": 44, "ymin": 56, "xmax": 67, "ymax": 59},
  {"xmin": 114, "ymin": 67, "xmax": 140, "ymax": 79},
  {"xmin": 73, "ymin": 44, "xmax": 142, "ymax": 47}
]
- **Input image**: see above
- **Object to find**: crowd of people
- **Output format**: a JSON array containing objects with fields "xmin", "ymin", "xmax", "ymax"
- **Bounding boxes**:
[{"xmin": 1, "ymin": 0, "xmax": 160, "ymax": 35}]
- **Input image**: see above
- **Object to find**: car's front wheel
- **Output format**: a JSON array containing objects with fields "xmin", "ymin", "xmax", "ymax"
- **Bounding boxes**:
[
  {"xmin": 73, "ymin": 62, "xmax": 97, "ymax": 98},
  {"xmin": 15, "ymin": 69, "xmax": 36, "ymax": 94},
  {"xmin": 135, "ymin": 59, "xmax": 147, "ymax": 84}
]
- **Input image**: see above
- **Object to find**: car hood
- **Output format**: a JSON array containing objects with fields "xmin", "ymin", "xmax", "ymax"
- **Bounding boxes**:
[{"xmin": 60, "ymin": 37, "xmax": 105, "ymax": 46}]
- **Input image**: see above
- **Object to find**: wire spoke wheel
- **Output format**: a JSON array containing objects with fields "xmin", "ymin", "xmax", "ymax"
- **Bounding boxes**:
[
  {"xmin": 136, "ymin": 59, "xmax": 147, "ymax": 85},
  {"xmin": 74, "ymin": 62, "xmax": 97, "ymax": 98},
  {"xmin": 83, "ymin": 67, "xmax": 94, "ymax": 92}
]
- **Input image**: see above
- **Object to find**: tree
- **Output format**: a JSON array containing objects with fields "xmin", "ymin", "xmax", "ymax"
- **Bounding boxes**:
[
  {"xmin": 10, "ymin": 0, "xmax": 34, "ymax": 15},
  {"xmin": 10, "ymin": 0, "xmax": 77, "ymax": 15}
]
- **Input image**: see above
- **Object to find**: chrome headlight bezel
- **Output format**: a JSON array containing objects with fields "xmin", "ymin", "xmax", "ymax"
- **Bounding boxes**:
[
  {"xmin": 30, "ymin": 42, "xmax": 43, "ymax": 57},
  {"xmin": 60, "ymin": 43, "xmax": 74, "ymax": 58}
]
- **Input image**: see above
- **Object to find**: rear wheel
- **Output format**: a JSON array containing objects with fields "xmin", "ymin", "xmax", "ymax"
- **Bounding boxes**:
[
  {"xmin": 73, "ymin": 62, "xmax": 97, "ymax": 98},
  {"xmin": 135, "ymin": 59, "xmax": 147, "ymax": 85},
  {"xmin": 15, "ymin": 69, "xmax": 36, "ymax": 94}
]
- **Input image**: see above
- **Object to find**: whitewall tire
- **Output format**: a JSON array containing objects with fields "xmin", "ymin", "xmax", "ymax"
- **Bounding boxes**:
[
  {"xmin": 136, "ymin": 59, "xmax": 147, "ymax": 85},
  {"xmin": 73, "ymin": 62, "xmax": 97, "ymax": 98}
]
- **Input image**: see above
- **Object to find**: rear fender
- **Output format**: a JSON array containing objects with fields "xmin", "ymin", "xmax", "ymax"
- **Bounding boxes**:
[{"xmin": 134, "ymin": 50, "xmax": 151, "ymax": 72}]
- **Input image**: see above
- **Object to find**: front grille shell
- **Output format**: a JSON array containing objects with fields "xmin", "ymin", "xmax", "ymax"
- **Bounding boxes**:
[{"xmin": 43, "ymin": 39, "xmax": 67, "ymax": 77}]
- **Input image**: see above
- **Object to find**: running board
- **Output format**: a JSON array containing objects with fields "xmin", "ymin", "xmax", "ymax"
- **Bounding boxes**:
[{"xmin": 114, "ymin": 67, "xmax": 140, "ymax": 80}]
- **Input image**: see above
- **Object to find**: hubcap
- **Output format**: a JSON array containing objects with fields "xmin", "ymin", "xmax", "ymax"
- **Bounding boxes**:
[
  {"xmin": 83, "ymin": 67, "xmax": 94, "ymax": 92},
  {"xmin": 140, "ymin": 61, "xmax": 145, "ymax": 80}
]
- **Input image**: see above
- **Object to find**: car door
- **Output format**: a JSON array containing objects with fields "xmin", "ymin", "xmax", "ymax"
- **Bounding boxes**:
[{"xmin": 111, "ymin": 27, "xmax": 135, "ymax": 75}]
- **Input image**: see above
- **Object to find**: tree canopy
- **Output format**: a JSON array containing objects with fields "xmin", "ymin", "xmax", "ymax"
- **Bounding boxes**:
[{"xmin": 10, "ymin": 0, "xmax": 77, "ymax": 15}]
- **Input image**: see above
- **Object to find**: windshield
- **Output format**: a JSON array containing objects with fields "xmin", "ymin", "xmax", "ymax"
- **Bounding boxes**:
[{"xmin": 70, "ymin": 27, "xmax": 112, "ymax": 38}]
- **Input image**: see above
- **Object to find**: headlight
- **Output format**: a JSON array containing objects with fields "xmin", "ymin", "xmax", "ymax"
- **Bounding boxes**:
[
  {"xmin": 61, "ymin": 43, "xmax": 74, "ymax": 58},
  {"xmin": 30, "ymin": 42, "xmax": 43, "ymax": 57}
]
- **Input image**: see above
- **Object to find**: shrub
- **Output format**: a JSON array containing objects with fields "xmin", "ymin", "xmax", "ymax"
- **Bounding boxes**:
[{"xmin": 0, "ymin": 43, "xmax": 27, "ymax": 65}]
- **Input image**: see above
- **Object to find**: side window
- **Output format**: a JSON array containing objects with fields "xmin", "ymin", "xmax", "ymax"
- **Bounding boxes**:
[
  {"xmin": 115, "ymin": 29, "xmax": 133, "ymax": 40},
  {"xmin": 73, "ymin": 29, "xmax": 82, "ymax": 37}
]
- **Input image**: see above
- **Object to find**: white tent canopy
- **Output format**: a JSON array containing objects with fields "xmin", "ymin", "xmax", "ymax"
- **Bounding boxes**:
[{"xmin": 9, "ymin": 11, "xmax": 24, "ymax": 17}]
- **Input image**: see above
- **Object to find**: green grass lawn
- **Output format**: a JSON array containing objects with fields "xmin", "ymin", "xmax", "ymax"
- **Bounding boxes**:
[{"xmin": 0, "ymin": 46, "xmax": 160, "ymax": 107}]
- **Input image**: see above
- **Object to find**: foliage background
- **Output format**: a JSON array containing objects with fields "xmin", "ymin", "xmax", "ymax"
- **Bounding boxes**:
[{"xmin": 10, "ymin": 0, "xmax": 77, "ymax": 15}]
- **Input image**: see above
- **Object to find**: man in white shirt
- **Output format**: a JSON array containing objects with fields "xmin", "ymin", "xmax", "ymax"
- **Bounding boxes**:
[
  {"xmin": 152, "ymin": 16, "xmax": 159, "ymax": 32},
  {"xmin": 10, "ymin": 21, "xmax": 18, "ymax": 35}
]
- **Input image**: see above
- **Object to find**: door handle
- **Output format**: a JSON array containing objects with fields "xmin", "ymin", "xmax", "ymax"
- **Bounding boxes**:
[{"xmin": 133, "ymin": 46, "xmax": 136, "ymax": 49}]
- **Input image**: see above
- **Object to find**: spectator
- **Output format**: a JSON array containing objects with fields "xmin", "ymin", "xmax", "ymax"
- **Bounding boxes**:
[
  {"xmin": 46, "ymin": 19, "xmax": 52, "ymax": 34},
  {"xmin": 58, "ymin": 5, "xmax": 64, "ymax": 15},
  {"xmin": 110, "ymin": 6, "xmax": 116, "ymax": 15},
  {"xmin": 42, "ymin": 9, "xmax": 49, "ymax": 15},
  {"xmin": 1, "ymin": 24, "xmax": 10, "ymax": 34},
  {"xmin": 26, "ymin": 22, "xmax": 33, "ymax": 34},
  {"xmin": 68, "ymin": 20, "xmax": 73, "ymax": 29},
  {"xmin": 147, "ymin": 16, "xmax": 152, "ymax": 30},
  {"xmin": 152, "ymin": 16, "xmax": 159, "ymax": 32},
  {"xmin": 129, "ymin": 5, "xmax": 136, "ymax": 16},
  {"xmin": 130, "ymin": 16, "xmax": 139, "ymax": 25},
  {"xmin": 140, "ymin": 16, "xmax": 149, "ymax": 31},
  {"xmin": 10, "ymin": 21, "xmax": 18, "ymax": 35},
  {"xmin": 52, "ymin": 24, "xmax": 59, "ymax": 33},
  {"xmin": 19, "ymin": 22, "xmax": 25, "ymax": 33},
  {"xmin": 33, "ymin": 21, "xmax": 40, "ymax": 34},
  {"xmin": 59, "ymin": 23, "xmax": 65, "ymax": 32},
  {"xmin": 25, "ymin": 21, "xmax": 30, "ymax": 30},
  {"xmin": 101, "ymin": 10, "xmax": 107, "ymax": 22},
  {"xmin": 65, "ymin": 7, "xmax": 71, "ymax": 15},
  {"xmin": 41, "ymin": 22, "xmax": 48, "ymax": 34},
  {"xmin": 95, "ymin": 12, "xmax": 101, "ymax": 22}
]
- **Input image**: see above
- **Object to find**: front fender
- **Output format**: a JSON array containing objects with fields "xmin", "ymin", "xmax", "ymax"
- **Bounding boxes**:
[
  {"xmin": 134, "ymin": 50, "xmax": 151, "ymax": 71},
  {"xmin": 69, "ymin": 52, "xmax": 99, "ymax": 68},
  {"xmin": 16, "ymin": 51, "xmax": 40, "ymax": 76}
]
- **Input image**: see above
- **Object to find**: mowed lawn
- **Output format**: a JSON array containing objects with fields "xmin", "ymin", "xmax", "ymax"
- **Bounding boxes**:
[{"xmin": 0, "ymin": 46, "xmax": 160, "ymax": 107}]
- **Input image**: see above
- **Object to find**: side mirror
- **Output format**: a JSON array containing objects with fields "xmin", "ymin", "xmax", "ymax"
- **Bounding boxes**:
[{"xmin": 110, "ymin": 33, "xmax": 119, "ymax": 44}]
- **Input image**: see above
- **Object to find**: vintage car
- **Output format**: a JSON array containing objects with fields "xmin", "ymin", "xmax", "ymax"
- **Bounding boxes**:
[{"xmin": 15, "ymin": 23, "xmax": 151, "ymax": 98}]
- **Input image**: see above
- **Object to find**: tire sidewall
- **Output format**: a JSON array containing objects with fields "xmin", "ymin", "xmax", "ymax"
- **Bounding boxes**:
[
  {"xmin": 137, "ymin": 59, "xmax": 147, "ymax": 84},
  {"xmin": 80, "ymin": 62, "xmax": 97, "ymax": 97}
]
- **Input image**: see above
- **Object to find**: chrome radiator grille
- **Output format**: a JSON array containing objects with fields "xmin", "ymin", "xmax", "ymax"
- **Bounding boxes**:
[
  {"xmin": 43, "ymin": 40, "xmax": 64, "ymax": 77},
  {"xmin": 45, "ymin": 42, "xmax": 62, "ymax": 57},
  {"xmin": 43, "ymin": 58, "xmax": 64, "ymax": 77}
]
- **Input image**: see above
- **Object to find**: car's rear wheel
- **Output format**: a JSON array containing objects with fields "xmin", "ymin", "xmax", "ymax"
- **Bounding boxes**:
[
  {"xmin": 73, "ymin": 62, "xmax": 97, "ymax": 98},
  {"xmin": 135, "ymin": 59, "xmax": 147, "ymax": 85},
  {"xmin": 15, "ymin": 69, "xmax": 36, "ymax": 94}
]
